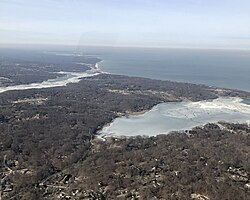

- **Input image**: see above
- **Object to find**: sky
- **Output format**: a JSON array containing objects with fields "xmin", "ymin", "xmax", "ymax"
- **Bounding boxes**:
[{"xmin": 0, "ymin": 0, "xmax": 250, "ymax": 49}]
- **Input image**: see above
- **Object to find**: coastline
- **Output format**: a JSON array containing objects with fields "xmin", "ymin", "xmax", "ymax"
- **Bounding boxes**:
[
  {"xmin": 94, "ymin": 59, "xmax": 111, "ymax": 75},
  {"xmin": 94, "ymin": 58, "xmax": 250, "ymax": 138},
  {"xmin": 1, "ymin": 55, "xmax": 250, "ymax": 199},
  {"xmin": 1, "ymin": 54, "xmax": 250, "ymax": 137},
  {"xmin": 98, "ymin": 97, "xmax": 250, "ymax": 138},
  {"xmin": 0, "ymin": 61, "xmax": 103, "ymax": 94}
]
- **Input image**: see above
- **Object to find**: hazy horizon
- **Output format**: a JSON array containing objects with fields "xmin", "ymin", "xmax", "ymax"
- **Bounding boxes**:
[
  {"xmin": 2, "ymin": 43, "xmax": 250, "ymax": 51},
  {"xmin": 1, "ymin": 0, "xmax": 250, "ymax": 49}
]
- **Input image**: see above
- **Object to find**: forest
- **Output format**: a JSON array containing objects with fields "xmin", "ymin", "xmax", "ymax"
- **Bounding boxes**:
[{"xmin": 0, "ymin": 71, "xmax": 250, "ymax": 199}]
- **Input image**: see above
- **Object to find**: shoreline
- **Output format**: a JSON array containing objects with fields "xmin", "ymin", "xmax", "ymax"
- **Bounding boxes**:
[
  {"xmin": 96, "ymin": 58, "xmax": 250, "ymax": 94},
  {"xmin": 97, "ymin": 97, "xmax": 250, "ymax": 139},
  {"xmin": 0, "ymin": 62, "xmax": 102, "ymax": 94},
  {"xmin": 1, "ymin": 56, "xmax": 250, "ymax": 137}
]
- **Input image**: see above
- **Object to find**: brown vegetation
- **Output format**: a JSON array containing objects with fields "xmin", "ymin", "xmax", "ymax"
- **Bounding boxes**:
[{"xmin": 0, "ymin": 62, "xmax": 250, "ymax": 199}]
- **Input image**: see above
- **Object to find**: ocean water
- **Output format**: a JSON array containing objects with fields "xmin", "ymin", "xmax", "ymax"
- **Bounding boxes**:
[
  {"xmin": 1, "ymin": 46, "xmax": 250, "ymax": 91},
  {"xmin": 81, "ymin": 47, "xmax": 250, "ymax": 92},
  {"xmin": 1, "ymin": 47, "xmax": 249, "ymax": 136}
]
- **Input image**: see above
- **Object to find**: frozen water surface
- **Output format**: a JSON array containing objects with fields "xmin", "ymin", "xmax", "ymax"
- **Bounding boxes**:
[{"xmin": 99, "ymin": 97, "xmax": 250, "ymax": 138}]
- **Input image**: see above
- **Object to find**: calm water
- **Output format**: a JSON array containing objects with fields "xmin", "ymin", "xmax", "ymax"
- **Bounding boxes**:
[
  {"xmin": 1, "ymin": 47, "xmax": 249, "ymax": 136},
  {"xmin": 1, "ymin": 47, "xmax": 250, "ymax": 91},
  {"xmin": 94, "ymin": 47, "xmax": 250, "ymax": 91}
]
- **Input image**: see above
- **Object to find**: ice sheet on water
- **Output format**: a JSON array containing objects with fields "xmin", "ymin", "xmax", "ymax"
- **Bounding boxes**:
[{"xmin": 98, "ymin": 97, "xmax": 250, "ymax": 138}]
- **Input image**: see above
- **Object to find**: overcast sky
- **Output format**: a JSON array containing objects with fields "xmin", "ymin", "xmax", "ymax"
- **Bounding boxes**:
[{"xmin": 0, "ymin": 0, "xmax": 250, "ymax": 49}]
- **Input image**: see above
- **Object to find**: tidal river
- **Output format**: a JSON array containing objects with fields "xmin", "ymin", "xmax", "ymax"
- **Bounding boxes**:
[{"xmin": 0, "ymin": 68, "xmax": 100, "ymax": 94}]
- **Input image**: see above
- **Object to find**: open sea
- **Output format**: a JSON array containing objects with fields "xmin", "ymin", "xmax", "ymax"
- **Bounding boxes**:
[
  {"xmin": 88, "ymin": 47, "xmax": 250, "ymax": 92},
  {"xmin": 1, "ymin": 46, "xmax": 250, "ymax": 91}
]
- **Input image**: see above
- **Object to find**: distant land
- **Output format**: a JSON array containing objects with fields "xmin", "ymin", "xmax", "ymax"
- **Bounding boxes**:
[
  {"xmin": 1, "ymin": 46, "xmax": 250, "ymax": 91},
  {"xmin": 0, "ymin": 47, "xmax": 250, "ymax": 199}
]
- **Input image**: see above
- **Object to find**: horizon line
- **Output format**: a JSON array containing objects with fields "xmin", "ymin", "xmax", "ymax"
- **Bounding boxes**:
[{"xmin": 0, "ymin": 42, "xmax": 250, "ymax": 51}]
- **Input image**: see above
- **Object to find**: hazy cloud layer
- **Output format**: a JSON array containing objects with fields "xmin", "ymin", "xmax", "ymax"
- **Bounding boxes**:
[{"xmin": 0, "ymin": 0, "xmax": 250, "ymax": 48}]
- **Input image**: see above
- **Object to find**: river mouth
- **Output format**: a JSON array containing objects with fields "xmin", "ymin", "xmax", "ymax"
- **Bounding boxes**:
[{"xmin": 98, "ymin": 97, "xmax": 250, "ymax": 138}]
